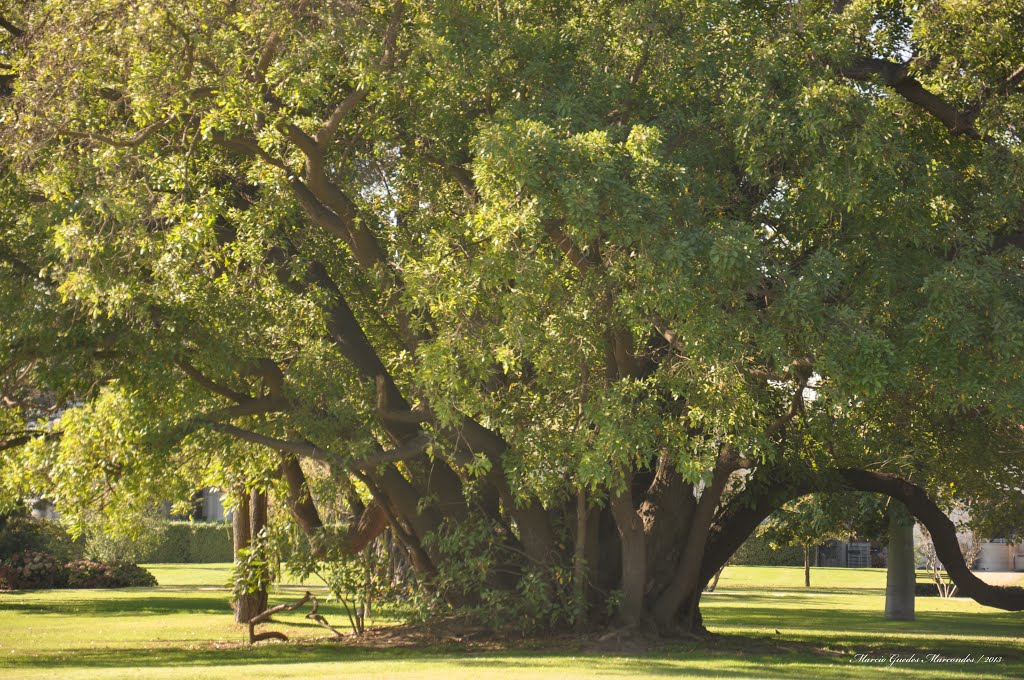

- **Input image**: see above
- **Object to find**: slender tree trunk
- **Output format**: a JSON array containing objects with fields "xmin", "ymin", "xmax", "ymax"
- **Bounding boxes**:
[
  {"xmin": 706, "ymin": 565, "xmax": 724, "ymax": 592},
  {"xmin": 885, "ymin": 501, "xmax": 915, "ymax": 621},
  {"xmin": 249, "ymin": 488, "xmax": 269, "ymax": 614},
  {"xmin": 804, "ymin": 545, "xmax": 810, "ymax": 588},
  {"xmin": 232, "ymin": 488, "xmax": 270, "ymax": 623},
  {"xmin": 233, "ymin": 492, "xmax": 257, "ymax": 623}
]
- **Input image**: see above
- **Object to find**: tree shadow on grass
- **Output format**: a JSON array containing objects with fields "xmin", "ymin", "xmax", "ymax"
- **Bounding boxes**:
[
  {"xmin": 0, "ymin": 590, "xmax": 403, "ymax": 624},
  {"xmin": 1, "ymin": 636, "xmax": 1020, "ymax": 678},
  {"xmin": 0, "ymin": 594, "xmax": 231, "ymax": 617},
  {"xmin": 704, "ymin": 594, "xmax": 1024, "ymax": 643},
  {"xmin": 715, "ymin": 586, "xmax": 888, "ymax": 596}
]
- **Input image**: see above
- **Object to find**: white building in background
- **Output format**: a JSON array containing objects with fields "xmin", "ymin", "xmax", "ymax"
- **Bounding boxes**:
[
  {"xmin": 193, "ymin": 488, "xmax": 228, "ymax": 522},
  {"xmin": 913, "ymin": 511, "xmax": 1023, "ymax": 573},
  {"xmin": 977, "ymin": 539, "xmax": 1024, "ymax": 572},
  {"xmin": 909, "ymin": 503, "xmax": 1023, "ymax": 572},
  {"xmin": 27, "ymin": 488, "xmax": 229, "ymax": 523}
]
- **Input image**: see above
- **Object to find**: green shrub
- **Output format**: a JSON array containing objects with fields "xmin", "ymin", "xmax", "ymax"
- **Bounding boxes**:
[
  {"xmin": 82, "ymin": 512, "xmax": 168, "ymax": 564},
  {"xmin": 64, "ymin": 560, "xmax": 109, "ymax": 588},
  {"xmin": 0, "ymin": 515, "xmax": 83, "ymax": 563},
  {"xmin": 141, "ymin": 521, "xmax": 232, "ymax": 563},
  {"xmin": 66, "ymin": 560, "xmax": 158, "ymax": 588},
  {"xmin": 731, "ymin": 535, "xmax": 805, "ymax": 566},
  {"xmin": 107, "ymin": 562, "xmax": 158, "ymax": 587}
]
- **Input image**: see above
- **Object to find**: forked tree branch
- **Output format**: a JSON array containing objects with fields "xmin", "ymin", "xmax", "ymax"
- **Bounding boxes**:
[{"xmin": 246, "ymin": 591, "xmax": 343, "ymax": 643}]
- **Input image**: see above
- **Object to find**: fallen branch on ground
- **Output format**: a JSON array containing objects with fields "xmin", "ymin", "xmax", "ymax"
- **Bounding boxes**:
[{"xmin": 247, "ymin": 591, "xmax": 344, "ymax": 643}]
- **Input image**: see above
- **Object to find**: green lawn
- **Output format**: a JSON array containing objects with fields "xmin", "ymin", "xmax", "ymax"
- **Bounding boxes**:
[{"xmin": 0, "ymin": 564, "xmax": 1020, "ymax": 679}]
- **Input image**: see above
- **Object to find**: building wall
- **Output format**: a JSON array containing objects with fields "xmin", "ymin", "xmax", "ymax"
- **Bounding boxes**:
[
  {"xmin": 197, "ymin": 489, "xmax": 227, "ymax": 522},
  {"xmin": 976, "ymin": 540, "xmax": 1023, "ymax": 572}
]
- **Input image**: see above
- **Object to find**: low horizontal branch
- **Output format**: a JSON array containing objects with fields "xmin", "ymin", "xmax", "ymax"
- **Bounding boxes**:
[
  {"xmin": 202, "ymin": 421, "xmax": 431, "ymax": 471},
  {"xmin": 0, "ymin": 429, "xmax": 59, "ymax": 452}
]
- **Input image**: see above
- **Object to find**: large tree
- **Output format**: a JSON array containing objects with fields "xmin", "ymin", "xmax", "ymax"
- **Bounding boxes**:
[{"xmin": 2, "ymin": 0, "xmax": 1023, "ymax": 635}]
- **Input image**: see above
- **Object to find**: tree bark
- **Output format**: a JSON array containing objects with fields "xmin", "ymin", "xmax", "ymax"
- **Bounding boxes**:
[
  {"xmin": 279, "ymin": 455, "xmax": 323, "ymax": 537},
  {"xmin": 573, "ymin": 488, "xmax": 588, "ymax": 632},
  {"xmin": 249, "ymin": 488, "xmax": 269, "ymax": 615},
  {"xmin": 804, "ymin": 545, "xmax": 810, "ymax": 588},
  {"xmin": 609, "ymin": 487, "xmax": 647, "ymax": 628},
  {"xmin": 885, "ymin": 501, "xmax": 915, "ymax": 621},
  {"xmin": 652, "ymin": 451, "xmax": 736, "ymax": 631},
  {"xmin": 639, "ymin": 454, "xmax": 695, "ymax": 603},
  {"xmin": 232, "ymin": 492, "xmax": 259, "ymax": 624}
]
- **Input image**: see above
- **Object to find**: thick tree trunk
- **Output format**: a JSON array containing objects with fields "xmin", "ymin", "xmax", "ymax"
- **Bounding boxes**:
[
  {"xmin": 885, "ymin": 501, "xmax": 915, "ymax": 621},
  {"xmin": 609, "ymin": 487, "xmax": 647, "ymax": 628},
  {"xmin": 639, "ymin": 454, "xmax": 695, "ymax": 604},
  {"xmin": 652, "ymin": 451, "xmax": 736, "ymax": 631}
]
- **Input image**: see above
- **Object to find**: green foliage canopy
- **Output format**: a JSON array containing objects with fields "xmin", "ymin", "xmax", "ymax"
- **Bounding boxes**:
[{"xmin": 1, "ymin": 0, "xmax": 1022, "ymax": 625}]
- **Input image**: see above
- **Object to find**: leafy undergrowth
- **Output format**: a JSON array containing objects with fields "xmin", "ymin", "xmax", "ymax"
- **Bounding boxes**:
[{"xmin": 0, "ymin": 564, "xmax": 1020, "ymax": 679}]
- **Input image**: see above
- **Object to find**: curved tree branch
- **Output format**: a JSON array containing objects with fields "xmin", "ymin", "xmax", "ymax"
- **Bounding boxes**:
[
  {"xmin": 839, "ymin": 57, "xmax": 990, "ymax": 141},
  {"xmin": 703, "ymin": 466, "xmax": 1024, "ymax": 612},
  {"xmin": 176, "ymin": 359, "xmax": 250, "ymax": 402},
  {"xmin": 701, "ymin": 467, "xmax": 816, "ymax": 584},
  {"xmin": 837, "ymin": 468, "xmax": 1024, "ymax": 612}
]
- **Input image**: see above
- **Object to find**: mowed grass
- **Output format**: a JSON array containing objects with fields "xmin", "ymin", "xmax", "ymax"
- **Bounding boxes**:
[{"xmin": 0, "ymin": 564, "xmax": 1021, "ymax": 679}]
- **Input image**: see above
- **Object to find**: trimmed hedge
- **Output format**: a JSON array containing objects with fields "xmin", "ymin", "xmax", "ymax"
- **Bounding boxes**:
[
  {"xmin": 731, "ymin": 535, "xmax": 805, "ymax": 566},
  {"xmin": 141, "ymin": 521, "xmax": 233, "ymax": 563}
]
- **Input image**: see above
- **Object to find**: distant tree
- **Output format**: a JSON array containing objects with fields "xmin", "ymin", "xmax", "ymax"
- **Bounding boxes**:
[
  {"xmin": 759, "ymin": 492, "xmax": 887, "ymax": 587},
  {"xmin": 918, "ymin": 524, "xmax": 984, "ymax": 599}
]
